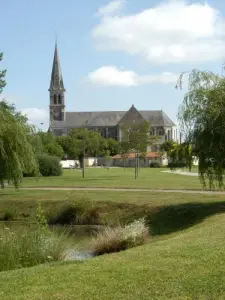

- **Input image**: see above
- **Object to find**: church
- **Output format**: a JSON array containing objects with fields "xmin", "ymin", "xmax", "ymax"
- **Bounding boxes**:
[{"xmin": 49, "ymin": 43, "xmax": 178, "ymax": 150}]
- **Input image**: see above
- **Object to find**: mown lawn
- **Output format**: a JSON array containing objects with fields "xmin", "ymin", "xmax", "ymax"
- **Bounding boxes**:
[
  {"xmin": 0, "ymin": 212, "xmax": 225, "ymax": 299},
  {"xmin": 1, "ymin": 188, "xmax": 225, "ymax": 206},
  {"xmin": 20, "ymin": 167, "xmax": 204, "ymax": 190}
]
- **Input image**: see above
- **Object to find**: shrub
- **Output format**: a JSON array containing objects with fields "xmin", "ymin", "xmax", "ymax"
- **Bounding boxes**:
[
  {"xmin": 168, "ymin": 161, "xmax": 187, "ymax": 169},
  {"xmin": 47, "ymin": 196, "xmax": 100, "ymax": 225},
  {"xmin": 150, "ymin": 161, "xmax": 160, "ymax": 168},
  {"xmin": 37, "ymin": 154, "xmax": 62, "ymax": 177},
  {"xmin": 0, "ymin": 210, "xmax": 16, "ymax": 221},
  {"xmin": 90, "ymin": 218, "xmax": 149, "ymax": 256}
]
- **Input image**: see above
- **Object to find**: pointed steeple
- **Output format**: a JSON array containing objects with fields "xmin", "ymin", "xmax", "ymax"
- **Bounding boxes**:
[{"xmin": 49, "ymin": 41, "xmax": 65, "ymax": 91}]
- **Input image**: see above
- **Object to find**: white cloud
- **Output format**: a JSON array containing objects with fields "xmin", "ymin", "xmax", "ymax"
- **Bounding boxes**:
[
  {"xmin": 92, "ymin": 0, "xmax": 225, "ymax": 64},
  {"xmin": 97, "ymin": 0, "xmax": 125, "ymax": 17},
  {"xmin": 0, "ymin": 95, "xmax": 48, "ymax": 129},
  {"xmin": 21, "ymin": 108, "xmax": 48, "ymax": 127},
  {"xmin": 88, "ymin": 66, "xmax": 178, "ymax": 87}
]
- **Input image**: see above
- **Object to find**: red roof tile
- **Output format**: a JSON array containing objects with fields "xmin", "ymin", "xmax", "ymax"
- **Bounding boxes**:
[{"xmin": 112, "ymin": 152, "xmax": 160, "ymax": 159}]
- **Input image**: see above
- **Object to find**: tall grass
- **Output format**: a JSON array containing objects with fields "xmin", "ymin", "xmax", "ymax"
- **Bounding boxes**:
[
  {"xmin": 0, "ymin": 226, "xmax": 72, "ymax": 272},
  {"xmin": 0, "ymin": 203, "xmax": 73, "ymax": 272},
  {"xmin": 91, "ymin": 218, "xmax": 149, "ymax": 256}
]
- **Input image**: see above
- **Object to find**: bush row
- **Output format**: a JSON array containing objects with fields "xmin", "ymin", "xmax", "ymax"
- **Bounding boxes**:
[
  {"xmin": 24, "ymin": 154, "xmax": 62, "ymax": 177},
  {"xmin": 167, "ymin": 161, "xmax": 187, "ymax": 169}
]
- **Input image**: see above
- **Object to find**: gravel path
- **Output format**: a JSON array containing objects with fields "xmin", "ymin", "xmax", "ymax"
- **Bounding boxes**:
[{"xmin": 20, "ymin": 187, "xmax": 225, "ymax": 195}]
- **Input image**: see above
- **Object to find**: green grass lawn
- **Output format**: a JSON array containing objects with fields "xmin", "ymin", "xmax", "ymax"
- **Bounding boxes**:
[
  {"xmin": 1, "ymin": 188, "xmax": 225, "ymax": 299},
  {"xmin": 20, "ymin": 167, "xmax": 204, "ymax": 190},
  {"xmin": 0, "ymin": 212, "xmax": 225, "ymax": 299}
]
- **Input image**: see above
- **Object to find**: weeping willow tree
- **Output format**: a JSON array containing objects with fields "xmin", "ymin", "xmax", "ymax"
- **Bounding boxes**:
[
  {"xmin": 177, "ymin": 69, "xmax": 225, "ymax": 189},
  {"xmin": 0, "ymin": 53, "xmax": 39, "ymax": 188},
  {"xmin": 0, "ymin": 53, "xmax": 6, "ymax": 94},
  {"xmin": 0, "ymin": 104, "xmax": 39, "ymax": 188}
]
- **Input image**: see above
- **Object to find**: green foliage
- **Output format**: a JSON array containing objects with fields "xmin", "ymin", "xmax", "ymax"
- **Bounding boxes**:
[
  {"xmin": 38, "ymin": 132, "xmax": 64, "ymax": 158},
  {"xmin": 37, "ymin": 154, "xmax": 62, "ymax": 177},
  {"xmin": 0, "ymin": 102, "xmax": 39, "ymax": 188},
  {"xmin": 0, "ymin": 100, "xmax": 28, "ymax": 125},
  {"xmin": 67, "ymin": 128, "xmax": 106, "ymax": 177},
  {"xmin": 0, "ymin": 210, "xmax": 16, "ymax": 221},
  {"xmin": 167, "ymin": 161, "xmax": 187, "ymax": 169},
  {"xmin": 161, "ymin": 140, "xmax": 193, "ymax": 171},
  {"xmin": 55, "ymin": 136, "xmax": 69, "ymax": 158},
  {"xmin": 120, "ymin": 121, "xmax": 157, "ymax": 177},
  {"xmin": 160, "ymin": 140, "xmax": 175, "ymax": 153},
  {"xmin": 150, "ymin": 161, "xmax": 160, "ymax": 168},
  {"xmin": 121, "ymin": 121, "xmax": 156, "ymax": 155},
  {"xmin": 36, "ymin": 202, "xmax": 48, "ymax": 233},
  {"xmin": 68, "ymin": 128, "xmax": 103, "ymax": 159},
  {"xmin": 178, "ymin": 69, "xmax": 225, "ymax": 188},
  {"xmin": 104, "ymin": 138, "xmax": 120, "ymax": 156},
  {"xmin": 91, "ymin": 218, "xmax": 149, "ymax": 256},
  {"xmin": 0, "ymin": 225, "xmax": 71, "ymax": 272},
  {"xmin": 0, "ymin": 53, "xmax": 6, "ymax": 94},
  {"xmin": 47, "ymin": 195, "xmax": 100, "ymax": 225}
]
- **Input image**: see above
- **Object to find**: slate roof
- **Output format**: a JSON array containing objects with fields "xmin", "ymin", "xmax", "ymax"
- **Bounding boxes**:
[{"xmin": 50, "ymin": 109, "xmax": 175, "ymax": 129}]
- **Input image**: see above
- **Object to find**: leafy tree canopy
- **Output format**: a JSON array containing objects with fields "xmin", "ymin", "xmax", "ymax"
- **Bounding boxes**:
[
  {"xmin": 67, "ymin": 128, "xmax": 104, "ymax": 161},
  {"xmin": 0, "ymin": 53, "xmax": 6, "ymax": 94},
  {"xmin": 38, "ymin": 132, "xmax": 64, "ymax": 158},
  {"xmin": 178, "ymin": 69, "xmax": 225, "ymax": 188},
  {"xmin": 0, "ymin": 53, "xmax": 39, "ymax": 187},
  {"xmin": 0, "ymin": 104, "xmax": 39, "ymax": 188},
  {"xmin": 120, "ymin": 121, "xmax": 157, "ymax": 156}
]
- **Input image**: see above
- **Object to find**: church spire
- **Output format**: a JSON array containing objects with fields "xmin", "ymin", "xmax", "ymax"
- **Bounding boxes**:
[{"xmin": 49, "ymin": 41, "xmax": 65, "ymax": 91}]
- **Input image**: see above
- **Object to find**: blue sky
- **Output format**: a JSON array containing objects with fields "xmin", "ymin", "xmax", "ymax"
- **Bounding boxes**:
[{"xmin": 1, "ymin": 0, "xmax": 225, "ymax": 129}]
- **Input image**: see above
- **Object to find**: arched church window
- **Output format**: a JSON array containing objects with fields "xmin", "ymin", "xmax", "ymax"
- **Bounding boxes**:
[
  {"xmin": 58, "ymin": 94, "xmax": 61, "ymax": 104},
  {"xmin": 54, "ymin": 95, "xmax": 57, "ymax": 104}
]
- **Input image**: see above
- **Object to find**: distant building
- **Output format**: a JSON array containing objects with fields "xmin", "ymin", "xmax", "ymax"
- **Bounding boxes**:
[{"xmin": 49, "ymin": 43, "xmax": 178, "ymax": 150}]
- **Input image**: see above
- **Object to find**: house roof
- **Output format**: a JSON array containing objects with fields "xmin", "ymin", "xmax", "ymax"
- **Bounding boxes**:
[
  {"xmin": 50, "ymin": 108, "xmax": 175, "ymax": 129},
  {"xmin": 112, "ymin": 152, "xmax": 160, "ymax": 159}
]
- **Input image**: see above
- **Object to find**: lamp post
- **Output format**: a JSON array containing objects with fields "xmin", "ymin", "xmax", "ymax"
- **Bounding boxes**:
[{"xmin": 39, "ymin": 122, "xmax": 44, "ymax": 132}]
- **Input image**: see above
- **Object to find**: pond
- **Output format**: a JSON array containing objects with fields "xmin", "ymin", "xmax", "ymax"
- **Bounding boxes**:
[{"xmin": 0, "ymin": 221, "xmax": 103, "ymax": 261}]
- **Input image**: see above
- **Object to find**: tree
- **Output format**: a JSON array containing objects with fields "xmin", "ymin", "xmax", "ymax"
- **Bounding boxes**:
[
  {"xmin": 56, "ymin": 136, "xmax": 71, "ymax": 159},
  {"xmin": 104, "ymin": 138, "xmax": 120, "ymax": 156},
  {"xmin": 161, "ymin": 140, "xmax": 193, "ymax": 170},
  {"xmin": 0, "ymin": 54, "xmax": 39, "ymax": 188},
  {"xmin": 38, "ymin": 132, "xmax": 64, "ymax": 158},
  {"xmin": 0, "ymin": 53, "xmax": 6, "ymax": 94},
  {"xmin": 177, "ymin": 69, "xmax": 225, "ymax": 188},
  {"xmin": 0, "ymin": 105, "xmax": 39, "ymax": 188},
  {"xmin": 120, "ymin": 121, "xmax": 157, "ymax": 178},
  {"xmin": 67, "ymin": 128, "xmax": 104, "ymax": 178}
]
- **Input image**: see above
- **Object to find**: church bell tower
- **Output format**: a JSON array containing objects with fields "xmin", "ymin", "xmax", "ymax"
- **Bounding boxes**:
[{"xmin": 49, "ymin": 41, "xmax": 65, "ymax": 122}]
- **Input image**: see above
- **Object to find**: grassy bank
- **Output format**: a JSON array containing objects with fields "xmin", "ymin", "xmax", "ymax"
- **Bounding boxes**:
[
  {"xmin": 0, "ymin": 213, "xmax": 225, "ymax": 299},
  {"xmin": 1, "ymin": 189, "xmax": 225, "ymax": 235},
  {"xmin": 20, "ymin": 168, "xmax": 204, "ymax": 190}
]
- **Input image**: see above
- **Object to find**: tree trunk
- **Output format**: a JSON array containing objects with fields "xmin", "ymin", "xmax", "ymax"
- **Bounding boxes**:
[
  {"xmin": 82, "ymin": 157, "xmax": 85, "ymax": 178},
  {"xmin": 135, "ymin": 151, "xmax": 137, "ymax": 179}
]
